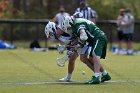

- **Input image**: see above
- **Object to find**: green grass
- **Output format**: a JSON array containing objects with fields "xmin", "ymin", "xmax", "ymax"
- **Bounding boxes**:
[
  {"xmin": 108, "ymin": 42, "xmax": 140, "ymax": 50},
  {"xmin": 0, "ymin": 49, "xmax": 140, "ymax": 93},
  {"xmin": 6, "ymin": 40, "xmax": 140, "ymax": 50},
  {"xmin": 6, "ymin": 40, "xmax": 59, "ymax": 48}
]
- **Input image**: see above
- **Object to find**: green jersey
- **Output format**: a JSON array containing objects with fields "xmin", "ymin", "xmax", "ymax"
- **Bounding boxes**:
[
  {"xmin": 72, "ymin": 18, "xmax": 108, "ymax": 44},
  {"xmin": 71, "ymin": 18, "xmax": 108, "ymax": 58}
]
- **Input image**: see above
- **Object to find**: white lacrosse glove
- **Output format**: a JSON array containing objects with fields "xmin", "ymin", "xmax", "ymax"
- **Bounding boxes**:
[
  {"xmin": 57, "ymin": 44, "xmax": 66, "ymax": 54},
  {"xmin": 74, "ymin": 43, "xmax": 82, "ymax": 50},
  {"xmin": 56, "ymin": 55, "xmax": 69, "ymax": 67}
]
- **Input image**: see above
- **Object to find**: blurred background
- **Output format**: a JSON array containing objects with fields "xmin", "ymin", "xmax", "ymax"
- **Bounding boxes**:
[{"xmin": 0, "ymin": 0, "xmax": 140, "ymax": 50}]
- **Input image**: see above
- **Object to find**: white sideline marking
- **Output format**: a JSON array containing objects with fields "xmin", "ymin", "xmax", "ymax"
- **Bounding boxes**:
[
  {"xmin": 106, "ymin": 80, "xmax": 140, "ymax": 83},
  {"xmin": 1, "ymin": 81, "xmax": 79, "ymax": 85},
  {"xmin": 1, "ymin": 80, "xmax": 140, "ymax": 85}
]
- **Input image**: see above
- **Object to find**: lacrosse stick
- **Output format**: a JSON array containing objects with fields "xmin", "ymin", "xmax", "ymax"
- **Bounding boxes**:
[
  {"xmin": 56, "ymin": 54, "xmax": 69, "ymax": 67},
  {"xmin": 57, "ymin": 44, "xmax": 66, "ymax": 54},
  {"xmin": 56, "ymin": 49, "xmax": 74, "ymax": 67}
]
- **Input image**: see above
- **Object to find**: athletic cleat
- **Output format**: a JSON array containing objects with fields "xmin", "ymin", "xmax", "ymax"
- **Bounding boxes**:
[
  {"xmin": 59, "ymin": 77, "xmax": 71, "ymax": 82},
  {"xmin": 101, "ymin": 73, "xmax": 111, "ymax": 82},
  {"xmin": 85, "ymin": 76, "xmax": 100, "ymax": 84}
]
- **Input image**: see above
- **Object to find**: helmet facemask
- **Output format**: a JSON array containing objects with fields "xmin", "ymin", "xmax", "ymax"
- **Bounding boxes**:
[
  {"xmin": 45, "ymin": 22, "xmax": 57, "ymax": 40},
  {"xmin": 61, "ymin": 16, "xmax": 73, "ymax": 34}
]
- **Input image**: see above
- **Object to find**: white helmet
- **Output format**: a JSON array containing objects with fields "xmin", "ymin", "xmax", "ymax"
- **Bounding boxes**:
[
  {"xmin": 61, "ymin": 16, "xmax": 74, "ymax": 33},
  {"xmin": 73, "ymin": 12, "xmax": 83, "ymax": 18},
  {"xmin": 45, "ymin": 21, "xmax": 57, "ymax": 40}
]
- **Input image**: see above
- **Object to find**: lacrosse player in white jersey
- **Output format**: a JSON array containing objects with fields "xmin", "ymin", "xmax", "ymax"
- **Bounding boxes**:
[
  {"xmin": 45, "ymin": 12, "xmax": 89, "ymax": 82},
  {"xmin": 46, "ymin": 14, "xmax": 95, "ymax": 82},
  {"xmin": 45, "ymin": 21, "xmax": 80, "ymax": 82}
]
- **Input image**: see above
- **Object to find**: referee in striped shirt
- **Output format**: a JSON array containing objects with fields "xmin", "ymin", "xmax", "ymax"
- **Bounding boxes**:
[{"xmin": 75, "ymin": 0, "xmax": 98, "ymax": 23}]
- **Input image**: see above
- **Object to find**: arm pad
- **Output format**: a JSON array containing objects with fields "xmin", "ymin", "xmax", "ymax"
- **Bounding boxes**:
[{"xmin": 80, "ymin": 29, "xmax": 88, "ymax": 41}]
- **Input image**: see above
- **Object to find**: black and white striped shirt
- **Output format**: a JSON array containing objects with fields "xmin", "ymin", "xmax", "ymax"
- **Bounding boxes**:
[{"xmin": 75, "ymin": 7, "xmax": 97, "ymax": 20}]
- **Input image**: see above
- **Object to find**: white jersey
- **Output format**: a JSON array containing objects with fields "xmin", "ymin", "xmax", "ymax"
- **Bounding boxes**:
[
  {"xmin": 55, "ymin": 12, "xmax": 69, "ymax": 26},
  {"xmin": 55, "ymin": 25, "xmax": 72, "ymax": 44},
  {"xmin": 58, "ymin": 35, "xmax": 71, "ymax": 44},
  {"xmin": 75, "ymin": 7, "xmax": 97, "ymax": 20},
  {"xmin": 122, "ymin": 13, "xmax": 135, "ymax": 34}
]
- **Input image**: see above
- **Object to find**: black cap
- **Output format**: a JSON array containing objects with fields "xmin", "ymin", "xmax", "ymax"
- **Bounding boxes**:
[{"xmin": 125, "ymin": 8, "xmax": 131, "ymax": 13}]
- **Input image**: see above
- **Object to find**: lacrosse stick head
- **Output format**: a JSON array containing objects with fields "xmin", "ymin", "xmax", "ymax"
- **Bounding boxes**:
[{"xmin": 56, "ymin": 55, "xmax": 69, "ymax": 67}]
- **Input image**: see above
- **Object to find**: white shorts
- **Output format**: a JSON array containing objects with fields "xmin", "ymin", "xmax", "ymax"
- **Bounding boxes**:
[{"xmin": 77, "ymin": 45, "xmax": 88, "ymax": 55}]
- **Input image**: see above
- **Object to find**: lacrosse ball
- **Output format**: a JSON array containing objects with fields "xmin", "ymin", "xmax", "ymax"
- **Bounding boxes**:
[{"xmin": 82, "ymin": 71, "xmax": 86, "ymax": 75}]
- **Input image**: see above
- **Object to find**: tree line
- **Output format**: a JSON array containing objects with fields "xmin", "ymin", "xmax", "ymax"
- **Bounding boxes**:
[
  {"xmin": 0, "ymin": 0, "xmax": 140, "ymax": 42},
  {"xmin": 0, "ymin": 0, "xmax": 140, "ymax": 20}
]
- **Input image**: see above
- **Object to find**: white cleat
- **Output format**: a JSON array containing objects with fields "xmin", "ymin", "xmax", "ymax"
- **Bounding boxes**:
[{"xmin": 59, "ymin": 77, "xmax": 71, "ymax": 82}]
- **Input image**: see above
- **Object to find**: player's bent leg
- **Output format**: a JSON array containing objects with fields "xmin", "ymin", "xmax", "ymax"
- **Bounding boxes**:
[
  {"xmin": 88, "ymin": 57, "xmax": 111, "ymax": 82},
  {"xmin": 80, "ymin": 54, "xmax": 94, "ymax": 72},
  {"xmin": 99, "ymin": 64, "xmax": 111, "ymax": 82},
  {"xmin": 85, "ymin": 55, "xmax": 101, "ymax": 84},
  {"xmin": 92, "ymin": 55, "xmax": 101, "ymax": 74},
  {"xmin": 68, "ymin": 52, "xmax": 78, "ymax": 74},
  {"xmin": 59, "ymin": 52, "xmax": 78, "ymax": 82}
]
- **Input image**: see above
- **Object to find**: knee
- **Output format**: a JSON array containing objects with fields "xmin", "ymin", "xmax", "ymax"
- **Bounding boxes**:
[
  {"xmin": 80, "ymin": 56, "xmax": 87, "ymax": 63},
  {"xmin": 69, "ymin": 53, "xmax": 78, "ymax": 63}
]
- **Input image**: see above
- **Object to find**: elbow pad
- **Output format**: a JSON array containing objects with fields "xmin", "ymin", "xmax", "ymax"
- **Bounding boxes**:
[
  {"xmin": 80, "ymin": 35, "xmax": 88, "ymax": 41},
  {"xmin": 80, "ymin": 29, "xmax": 88, "ymax": 41}
]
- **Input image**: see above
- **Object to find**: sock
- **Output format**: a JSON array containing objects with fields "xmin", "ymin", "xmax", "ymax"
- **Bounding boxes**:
[
  {"xmin": 66, "ymin": 73, "xmax": 72, "ymax": 79},
  {"xmin": 94, "ymin": 73, "xmax": 100, "ymax": 77},
  {"xmin": 102, "ymin": 70, "xmax": 107, "ymax": 76}
]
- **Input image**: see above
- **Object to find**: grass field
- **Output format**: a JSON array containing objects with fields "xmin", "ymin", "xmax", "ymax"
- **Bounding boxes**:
[{"xmin": 0, "ymin": 49, "xmax": 140, "ymax": 93}]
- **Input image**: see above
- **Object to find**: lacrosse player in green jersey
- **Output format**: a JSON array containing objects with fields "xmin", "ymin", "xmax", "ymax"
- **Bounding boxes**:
[{"xmin": 61, "ymin": 16, "xmax": 111, "ymax": 84}]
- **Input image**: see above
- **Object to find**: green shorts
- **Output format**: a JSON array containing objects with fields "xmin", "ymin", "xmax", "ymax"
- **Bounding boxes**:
[{"xmin": 88, "ymin": 38, "xmax": 107, "ymax": 59}]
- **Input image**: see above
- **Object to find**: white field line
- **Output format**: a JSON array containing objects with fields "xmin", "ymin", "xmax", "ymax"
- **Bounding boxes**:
[{"xmin": 0, "ymin": 80, "xmax": 140, "ymax": 85}]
